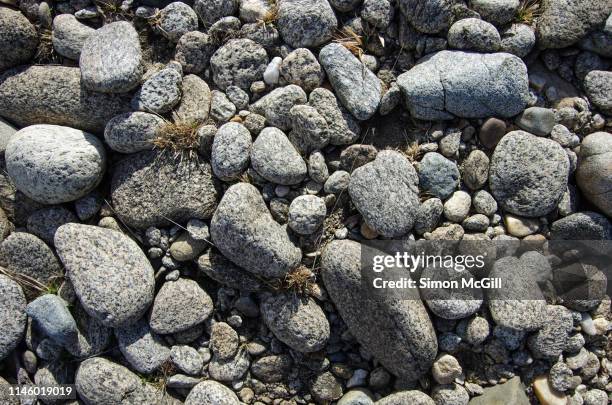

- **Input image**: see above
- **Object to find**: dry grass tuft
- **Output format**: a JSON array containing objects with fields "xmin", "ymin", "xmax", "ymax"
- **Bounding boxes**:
[
  {"xmin": 333, "ymin": 27, "xmax": 364, "ymax": 58},
  {"xmin": 258, "ymin": 0, "xmax": 279, "ymax": 26},
  {"xmin": 400, "ymin": 142, "xmax": 421, "ymax": 162},
  {"xmin": 277, "ymin": 266, "xmax": 316, "ymax": 296},
  {"xmin": 35, "ymin": 28, "xmax": 61, "ymax": 64},
  {"xmin": 515, "ymin": 0, "xmax": 542, "ymax": 25},
  {"xmin": 96, "ymin": 0, "xmax": 133, "ymax": 22},
  {"xmin": 153, "ymin": 118, "xmax": 201, "ymax": 161},
  {"xmin": 139, "ymin": 359, "xmax": 177, "ymax": 393},
  {"xmin": 0, "ymin": 266, "xmax": 62, "ymax": 301}
]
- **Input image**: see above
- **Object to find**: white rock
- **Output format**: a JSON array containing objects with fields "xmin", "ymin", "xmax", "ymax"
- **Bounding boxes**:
[{"xmin": 264, "ymin": 56, "xmax": 283, "ymax": 85}]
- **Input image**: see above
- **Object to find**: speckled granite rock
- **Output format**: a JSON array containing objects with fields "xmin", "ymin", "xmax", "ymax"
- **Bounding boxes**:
[{"xmin": 0, "ymin": 274, "xmax": 27, "ymax": 361}]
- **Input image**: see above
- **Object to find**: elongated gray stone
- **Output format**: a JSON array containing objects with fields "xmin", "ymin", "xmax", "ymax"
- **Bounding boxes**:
[{"xmin": 0, "ymin": 274, "xmax": 27, "ymax": 361}]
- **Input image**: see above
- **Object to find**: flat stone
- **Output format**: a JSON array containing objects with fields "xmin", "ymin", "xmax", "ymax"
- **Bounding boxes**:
[
  {"xmin": 417, "ymin": 152, "xmax": 459, "ymax": 200},
  {"xmin": 468, "ymin": 376, "xmax": 529, "ymax": 405}
]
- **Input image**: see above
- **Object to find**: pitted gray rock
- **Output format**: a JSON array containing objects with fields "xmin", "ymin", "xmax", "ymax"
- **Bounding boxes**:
[{"xmin": 277, "ymin": 0, "xmax": 337, "ymax": 48}]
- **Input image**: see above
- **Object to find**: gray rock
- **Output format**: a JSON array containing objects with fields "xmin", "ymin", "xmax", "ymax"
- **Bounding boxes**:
[
  {"xmin": 324, "ymin": 170, "xmax": 350, "ymax": 193},
  {"xmin": 111, "ymin": 151, "xmax": 220, "ymax": 228},
  {"xmin": 261, "ymin": 293, "xmax": 330, "ymax": 353},
  {"xmin": 115, "ymin": 317, "xmax": 170, "ymax": 374},
  {"xmin": 415, "ymin": 198, "xmax": 443, "ymax": 235},
  {"xmin": 251, "ymin": 127, "xmax": 307, "ymax": 185},
  {"xmin": 211, "ymin": 122, "xmax": 252, "ymax": 181},
  {"xmin": 489, "ymin": 131, "xmax": 569, "ymax": 217},
  {"xmin": 516, "ymin": 107, "xmax": 556, "ymax": 136},
  {"xmin": 472, "ymin": 190, "xmax": 497, "ymax": 216},
  {"xmin": 132, "ymin": 68, "xmax": 182, "ymax": 114},
  {"xmin": 51, "ymin": 14, "xmax": 95, "ymax": 60},
  {"xmin": 0, "ymin": 274, "xmax": 27, "ymax": 361},
  {"xmin": 288, "ymin": 195, "xmax": 326, "ymax": 235},
  {"xmin": 159, "ymin": 2, "xmax": 199, "ymax": 42},
  {"xmin": 197, "ymin": 250, "xmax": 264, "ymax": 291},
  {"xmin": 0, "ymin": 117, "xmax": 16, "ymax": 156},
  {"xmin": 580, "ymin": 22, "xmax": 612, "ymax": 58},
  {"xmin": 417, "ymin": 152, "xmax": 459, "ymax": 200},
  {"xmin": 584, "ymin": 70, "xmax": 612, "ymax": 115},
  {"xmin": 149, "ymin": 278, "xmax": 213, "ymax": 335},
  {"xmin": 349, "ymin": 151, "xmax": 419, "ymax": 237},
  {"xmin": 174, "ymin": 74, "xmax": 211, "ymax": 124},
  {"xmin": 193, "ymin": 0, "xmax": 238, "ymax": 26},
  {"xmin": 104, "ymin": 112, "xmax": 165, "ymax": 154},
  {"xmin": 80, "ymin": 21, "xmax": 143, "ymax": 93},
  {"xmin": 397, "ymin": 51, "xmax": 529, "ymax": 120},
  {"xmin": 309, "ymin": 88, "xmax": 360, "ymax": 145},
  {"xmin": 26, "ymin": 294, "xmax": 77, "ymax": 346},
  {"xmin": 185, "ymin": 380, "xmax": 240, "ymax": 405},
  {"xmin": 376, "ymin": 391, "xmax": 435, "ymax": 405},
  {"xmin": 432, "ymin": 354, "xmax": 462, "ymax": 385},
  {"xmin": 319, "ymin": 43, "xmax": 382, "ymax": 121},
  {"xmin": 550, "ymin": 212, "xmax": 612, "ymax": 240},
  {"xmin": 329, "ymin": 0, "xmax": 361, "ymax": 12},
  {"xmin": 461, "ymin": 150, "xmax": 489, "ymax": 190},
  {"xmin": 289, "ymin": 105, "xmax": 330, "ymax": 153},
  {"xmin": 64, "ymin": 299, "xmax": 113, "ymax": 359},
  {"xmin": 582, "ymin": 389, "xmax": 608, "ymax": 405},
  {"xmin": 470, "ymin": 0, "xmax": 520, "ymax": 25},
  {"xmin": 448, "ymin": 18, "xmax": 501, "ymax": 52},
  {"xmin": 54, "ymin": 224, "xmax": 155, "ymax": 328},
  {"xmin": 0, "ymin": 232, "xmax": 61, "ymax": 285},
  {"xmin": 321, "ymin": 240, "xmax": 437, "ymax": 380},
  {"xmin": 338, "ymin": 389, "xmax": 374, "ymax": 405},
  {"xmin": 26, "ymin": 207, "xmax": 77, "ymax": 246},
  {"xmin": 0, "ymin": 66, "xmax": 131, "ymax": 133},
  {"xmin": 0, "ymin": 7, "xmax": 37, "ymax": 71},
  {"xmin": 175, "ymin": 31, "xmax": 216, "ymax": 74},
  {"xmin": 576, "ymin": 132, "xmax": 612, "ymax": 216},
  {"xmin": 444, "ymin": 190, "xmax": 471, "ymax": 222},
  {"xmin": 251, "ymin": 354, "xmax": 293, "ymax": 383},
  {"xmin": 210, "ymin": 90, "xmax": 236, "ymax": 122},
  {"xmin": 422, "ymin": 263, "xmax": 483, "ymax": 319},
  {"xmin": 463, "ymin": 214, "xmax": 489, "ymax": 232},
  {"xmin": 210, "ymin": 183, "xmax": 302, "ymax": 279},
  {"xmin": 527, "ymin": 305, "xmax": 573, "ymax": 359},
  {"xmin": 549, "ymin": 362, "xmax": 573, "ymax": 392},
  {"xmin": 280, "ymin": 48, "xmax": 324, "ymax": 92},
  {"xmin": 500, "ymin": 23, "xmax": 536, "ymax": 58},
  {"xmin": 537, "ymin": 0, "xmax": 612, "ymax": 49},
  {"xmin": 250, "ymin": 85, "xmax": 307, "ymax": 130},
  {"xmin": 225, "ymin": 86, "xmax": 249, "ymax": 110},
  {"xmin": 468, "ymin": 376, "xmax": 529, "ymax": 405},
  {"xmin": 6, "ymin": 125, "xmax": 105, "ymax": 204},
  {"xmin": 210, "ymin": 38, "xmax": 268, "ymax": 90},
  {"xmin": 277, "ymin": 0, "xmax": 337, "ymax": 48},
  {"xmin": 397, "ymin": 0, "xmax": 460, "ymax": 34},
  {"xmin": 432, "ymin": 384, "xmax": 469, "ymax": 405},
  {"xmin": 210, "ymin": 322, "xmax": 239, "ymax": 360},
  {"xmin": 208, "ymin": 349, "xmax": 250, "ymax": 382},
  {"xmin": 361, "ymin": 0, "xmax": 394, "ymax": 28},
  {"xmin": 487, "ymin": 256, "xmax": 546, "ymax": 332},
  {"xmin": 171, "ymin": 345, "xmax": 204, "ymax": 375},
  {"xmin": 308, "ymin": 151, "xmax": 329, "ymax": 184},
  {"xmin": 75, "ymin": 357, "xmax": 162, "ymax": 405}
]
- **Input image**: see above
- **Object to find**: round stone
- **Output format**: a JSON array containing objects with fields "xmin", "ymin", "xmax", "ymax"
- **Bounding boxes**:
[{"xmin": 288, "ymin": 195, "xmax": 327, "ymax": 235}]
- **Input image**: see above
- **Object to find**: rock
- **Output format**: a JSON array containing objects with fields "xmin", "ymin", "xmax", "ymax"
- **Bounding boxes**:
[
  {"xmin": 175, "ymin": 31, "xmax": 216, "ymax": 74},
  {"xmin": 185, "ymin": 380, "xmax": 240, "ymax": 405},
  {"xmin": 51, "ymin": 14, "xmax": 95, "ymax": 60},
  {"xmin": 308, "ymin": 151, "xmax": 329, "ymax": 184},
  {"xmin": 251, "ymin": 354, "xmax": 293, "ymax": 383},
  {"xmin": 0, "ymin": 117, "xmax": 16, "ymax": 156},
  {"xmin": 321, "ymin": 240, "xmax": 437, "ymax": 380},
  {"xmin": 251, "ymin": 127, "xmax": 307, "ymax": 185},
  {"xmin": 398, "ymin": 0, "xmax": 460, "ymax": 34},
  {"xmin": 263, "ymin": 56, "xmax": 282, "ymax": 85},
  {"xmin": 0, "ymin": 7, "xmax": 38, "ymax": 71},
  {"xmin": 280, "ymin": 48, "xmax": 324, "ymax": 93},
  {"xmin": 549, "ymin": 362, "xmax": 573, "ymax": 392},
  {"xmin": 169, "ymin": 232, "xmax": 208, "ymax": 261},
  {"xmin": 415, "ymin": 198, "xmax": 443, "ymax": 234},
  {"xmin": 338, "ymin": 389, "xmax": 374, "ymax": 405},
  {"xmin": 516, "ymin": 107, "xmax": 556, "ymax": 136},
  {"xmin": 341, "ymin": 144, "xmax": 377, "ymax": 171},
  {"xmin": 486, "ymin": 256, "xmax": 546, "ymax": 332},
  {"xmin": 551, "ymin": 211, "xmax": 611, "ymax": 240},
  {"xmin": 584, "ymin": 70, "xmax": 612, "ymax": 115},
  {"xmin": 311, "ymin": 371, "xmax": 343, "ymax": 403},
  {"xmin": 210, "ymin": 322, "xmax": 239, "ymax": 360},
  {"xmin": 319, "ymin": 43, "xmax": 382, "ymax": 121},
  {"xmin": 505, "ymin": 214, "xmax": 539, "ymax": 237},
  {"xmin": 288, "ymin": 195, "xmax": 326, "ymax": 235},
  {"xmin": 0, "ymin": 66, "xmax": 131, "ymax": 133},
  {"xmin": 174, "ymin": 75, "xmax": 211, "ymax": 123},
  {"xmin": 159, "ymin": 2, "xmax": 199, "ymax": 42},
  {"xmin": 500, "ymin": 23, "xmax": 536, "ymax": 58},
  {"xmin": 0, "ymin": 232, "xmax": 61, "ymax": 285},
  {"xmin": 532, "ymin": 375, "xmax": 568, "ymax": 405},
  {"xmin": 289, "ymin": 105, "xmax": 330, "ymax": 153},
  {"xmin": 537, "ymin": 0, "xmax": 612, "ymax": 49},
  {"xmin": 277, "ymin": 0, "xmax": 337, "ymax": 48},
  {"xmin": 443, "ymin": 191, "xmax": 471, "ymax": 223},
  {"xmin": 417, "ymin": 152, "xmax": 459, "ymax": 200},
  {"xmin": 54, "ymin": 224, "xmax": 155, "ymax": 328},
  {"xmin": 461, "ymin": 150, "xmax": 489, "ymax": 190},
  {"xmin": 432, "ymin": 354, "xmax": 462, "ymax": 385},
  {"xmin": 261, "ymin": 293, "xmax": 330, "ymax": 353},
  {"xmin": 324, "ymin": 170, "xmax": 350, "ymax": 193},
  {"xmin": 26, "ymin": 207, "xmax": 77, "ymax": 246},
  {"xmin": 349, "ymin": 151, "xmax": 420, "ymax": 237},
  {"xmin": 432, "ymin": 384, "xmax": 469, "ymax": 405},
  {"xmin": 472, "ymin": 190, "xmax": 497, "ymax": 216},
  {"xmin": 582, "ymin": 389, "xmax": 608, "ymax": 405},
  {"xmin": 76, "ymin": 357, "xmax": 161, "ymax": 405},
  {"xmin": 329, "ymin": 0, "xmax": 361, "ymax": 12},
  {"xmin": 149, "ymin": 278, "xmax": 213, "ymax": 334},
  {"xmin": 171, "ymin": 345, "xmax": 204, "ymax": 375},
  {"xmin": 448, "ymin": 18, "xmax": 501, "ymax": 52},
  {"xmin": 193, "ymin": 0, "xmax": 238, "ymax": 26},
  {"xmin": 210, "ymin": 90, "xmax": 236, "ymax": 122},
  {"xmin": 0, "ymin": 274, "xmax": 26, "ymax": 361},
  {"xmin": 576, "ymin": 132, "xmax": 612, "ymax": 216},
  {"xmin": 470, "ymin": 0, "xmax": 520, "ymax": 25},
  {"xmin": 421, "ymin": 264, "xmax": 483, "ymax": 319},
  {"xmin": 250, "ymin": 85, "xmax": 307, "ymax": 130},
  {"xmin": 211, "ymin": 122, "xmax": 252, "ymax": 181},
  {"xmin": 489, "ymin": 131, "xmax": 569, "ymax": 217},
  {"xmin": 197, "ymin": 250, "xmax": 264, "ymax": 291},
  {"xmin": 397, "ymin": 50, "xmax": 529, "ymax": 120},
  {"xmin": 309, "ymin": 88, "xmax": 360, "ymax": 145},
  {"xmin": 104, "ymin": 112, "xmax": 165, "ymax": 154},
  {"xmin": 208, "ymin": 349, "xmax": 250, "ymax": 382},
  {"xmin": 132, "ymin": 68, "xmax": 182, "ymax": 114},
  {"xmin": 376, "ymin": 390, "xmax": 435, "ymax": 404},
  {"xmin": 80, "ymin": 21, "xmax": 143, "ymax": 93},
  {"xmin": 111, "ymin": 151, "xmax": 220, "ymax": 228},
  {"xmin": 467, "ymin": 376, "xmax": 529, "ymax": 405},
  {"xmin": 210, "ymin": 38, "xmax": 268, "ymax": 90},
  {"xmin": 210, "ymin": 183, "xmax": 301, "ymax": 279},
  {"xmin": 527, "ymin": 305, "xmax": 574, "ymax": 359},
  {"xmin": 479, "ymin": 117, "xmax": 507, "ymax": 149},
  {"xmin": 115, "ymin": 317, "xmax": 170, "ymax": 374},
  {"xmin": 226, "ymin": 86, "xmax": 249, "ymax": 110},
  {"xmin": 26, "ymin": 294, "xmax": 77, "ymax": 346},
  {"xmin": 361, "ymin": 0, "xmax": 394, "ymax": 28}
]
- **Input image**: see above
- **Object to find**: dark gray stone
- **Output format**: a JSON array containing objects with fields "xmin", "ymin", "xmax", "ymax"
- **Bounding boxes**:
[
  {"xmin": 193, "ymin": 0, "xmax": 238, "ymax": 27},
  {"xmin": 289, "ymin": 105, "xmax": 330, "ymax": 153},
  {"xmin": 414, "ymin": 198, "xmax": 443, "ymax": 235},
  {"xmin": 0, "ymin": 7, "xmax": 38, "ymax": 71},
  {"xmin": 550, "ymin": 212, "xmax": 612, "ymax": 240},
  {"xmin": 175, "ymin": 31, "xmax": 216, "ymax": 74},
  {"xmin": 277, "ymin": 0, "xmax": 337, "ymax": 48},
  {"xmin": 132, "ymin": 68, "xmax": 182, "ymax": 114},
  {"xmin": 417, "ymin": 152, "xmax": 459, "ymax": 200},
  {"xmin": 398, "ymin": 0, "xmax": 461, "ymax": 34},
  {"xmin": 470, "ymin": 0, "xmax": 520, "ymax": 25},
  {"xmin": 26, "ymin": 207, "xmax": 77, "ymax": 246},
  {"xmin": 0, "ymin": 232, "xmax": 62, "ymax": 285},
  {"xmin": 467, "ymin": 376, "xmax": 529, "ymax": 405},
  {"xmin": 26, "ymin": 294, "xmax": 77, "ymax": 346},
  {"xmin": 500, "ymin": 23, "xmax": 536, "ymax": 58},
  {"xmin": 0, "ymin": 274, "xmax": 27, "ymax": 361},
  {"xmin": 197, "ymin": 250, "xmax": 264, "ymax": 291},
  {"xmin": 516, "ymin": 107, "xmax": 556, "ymax": 136},
  {"xmin": 527, "ymin": 305, "xmax": 573, "ymax": 359},
  {"xmin": 584, "ymin": 70, "xmax": 612, "ymax": 115},
  {"xmin": 251, "ymin": 354, "xmax": 293, "ymax": 383}
]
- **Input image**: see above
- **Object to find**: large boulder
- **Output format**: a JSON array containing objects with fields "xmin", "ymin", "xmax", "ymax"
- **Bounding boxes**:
[
  {"xmin": 210, "ymin": 183, "xmax": 301, "ymax": 279},
  {"xmin": 576, "ymin": 132, "xmax": 612, "ymax": 217},
  {"xmin": 277, "ymin": 0, "xmax": 337, "ymax": 48},
  {"xmin": 397, "ymin": 51, "xmax": 529, "ymax": 120},
  {"xmin": 0, "ymin": 66, "xmax": 131, "ymax": 133},
  {"xmin": 0, "ymin": 7, "xmax": 38, "ymax": 71},
  {"xmin": 54, "ymin": 224, "xmax": 155, "ymax": 328},
  {"xmin": 321, "ymin": 240, "xmax": 437, "ymax": 380},
  {"xmin": 349, "ymin": 151, "xmax": 420, "ymax": 237},
  {"xmin": 5, "ymin": 125, "xmax": 106, "ymax": 204},
  {"xmin": 489, "ymin": 131, "xmax": 569, "ymax": 217}
]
